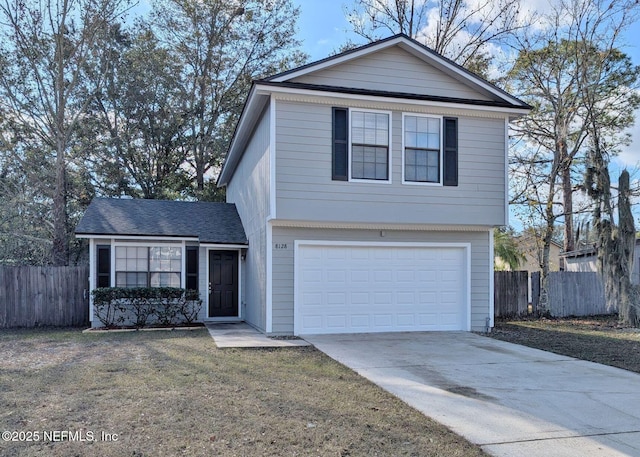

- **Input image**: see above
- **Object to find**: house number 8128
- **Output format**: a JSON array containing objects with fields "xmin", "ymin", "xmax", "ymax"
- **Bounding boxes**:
[{"xmin": 274, "ymin": 243, "xmax": 288, "ymax": 250}]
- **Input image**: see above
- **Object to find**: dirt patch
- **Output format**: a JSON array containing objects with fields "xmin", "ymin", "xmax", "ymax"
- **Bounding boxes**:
[
  {"xmin": 0, "ymin": 328, "xmax": 486, "ymax": 457},
  {"xmin": 486, "ymin": 316, "xmax": 640, "ymax": 374}
]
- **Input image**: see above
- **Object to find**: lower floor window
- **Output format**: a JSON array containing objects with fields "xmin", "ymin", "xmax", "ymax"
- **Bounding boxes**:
[{"xmin": 115, "ymin": 246, "xmax": 181, "ymax": 288}]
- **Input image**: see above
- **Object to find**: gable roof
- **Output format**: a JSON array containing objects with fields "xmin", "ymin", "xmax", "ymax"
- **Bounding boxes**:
[
  {"xmin": 264, "ymin": 34, "xmax": 530, "ymax": 108},
  {"xmin": 217, "ymin": 33, "xmax": 531, "ymax": 187},
  {"xmin": 75, "ymin": 198, "xmax": 248, "ymax": 245}
]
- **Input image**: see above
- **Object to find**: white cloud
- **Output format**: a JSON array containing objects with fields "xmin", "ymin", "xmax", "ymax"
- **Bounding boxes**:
[{"xmin": 615, "ymin": 108, "xmax": 640, "ymax": 169}]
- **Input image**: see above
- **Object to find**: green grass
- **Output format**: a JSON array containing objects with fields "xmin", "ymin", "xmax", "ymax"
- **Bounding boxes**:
[{"xmin": 0, "ymin": 328, "xmax": 486, "ymax": 457}]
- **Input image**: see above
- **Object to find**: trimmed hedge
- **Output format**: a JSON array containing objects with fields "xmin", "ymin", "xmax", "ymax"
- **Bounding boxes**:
[{"xmin": 92, "ymin": 287, "xmax": 202, "ymax": 328}]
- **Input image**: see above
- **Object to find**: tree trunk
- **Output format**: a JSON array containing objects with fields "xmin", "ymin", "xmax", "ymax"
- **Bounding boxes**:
[
  {"xmin": 538, "ymin": 183, "xmax": 557, "ymax": 315},
  {"xmin": 611, "ymin": 171, "xmax": 638, "ymax": 325},
  {"xmin": 52, "ymin": 139, "xmax": 69, "ymax": 266},
  {"xmin": 52, "ymin": 22, "xmax": 69, "ymax": 266},
  {"xmin": 562, "ymin": 164, "xmax": 574, "ymax": 252}
]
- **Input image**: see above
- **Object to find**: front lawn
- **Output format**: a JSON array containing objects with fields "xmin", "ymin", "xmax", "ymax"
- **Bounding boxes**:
[
  {"xmin": 487, "ymin": 316, "xmax": 640, "ymax": 374},
  {"xmin": 0, "ymin": 328, "xmax": 485, "ymax": 457}
]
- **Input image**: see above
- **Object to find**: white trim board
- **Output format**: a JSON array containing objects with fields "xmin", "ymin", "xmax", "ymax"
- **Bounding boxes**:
[{"xmin": 262, "ymin": 84, "xmax": 531, "ymax": 117}]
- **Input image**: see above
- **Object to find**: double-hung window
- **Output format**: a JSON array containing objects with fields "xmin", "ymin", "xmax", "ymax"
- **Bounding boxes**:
[
  {"xmin": 403, "ymin": 114, "xmax": 458, "ymax": 186},
  {"xmin": 404, "ymin": 115, "xmax": 441, "ymax": 183},
  {"xmin": 332, "ymin": 108, "xmax": 457, "ymax": 185},
  {"xmin": 332, "ymin": 108, "xmax": 391, "ymax": 182},
  {"xmin": 350, "ymin": 110, "xmax": 390, "ymax": 181},
  {"xmin": 115, "ymin": 246, "xmax": 182, "ymax": 288}
]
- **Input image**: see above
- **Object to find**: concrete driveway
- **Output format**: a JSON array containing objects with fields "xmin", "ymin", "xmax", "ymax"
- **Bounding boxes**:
[{"xmin": 304, "ymin": 332, "xmax": 640, "ymax": 457}]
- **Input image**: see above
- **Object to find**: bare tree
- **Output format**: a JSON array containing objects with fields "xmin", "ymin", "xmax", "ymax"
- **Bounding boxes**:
[
  {"xmin": 577, "ymin": 1, "xmax": 640, "ymax": 325},
  {"xmin": 345, "ymin": 0, "xmax": 523, "ymax": 74},
  {"xmin": 0, "ymin": 0, "xmax": 131, "ymax": 265},
  {"xmin": 507, "ymin": 0, "xmax": 639, "ymax": 291}
]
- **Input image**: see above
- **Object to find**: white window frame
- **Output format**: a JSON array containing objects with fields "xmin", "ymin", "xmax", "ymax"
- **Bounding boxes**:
[
  {"xmin": 348, "ymin": 108, "xmax": 393, "ymax": 184},
  {"xmin": 112, "ymin": 241, "xmax": 185, "ymax": 288},
  {"xmin": 401, "ymin": 113, "xmax": 444, "ymax": 186}
]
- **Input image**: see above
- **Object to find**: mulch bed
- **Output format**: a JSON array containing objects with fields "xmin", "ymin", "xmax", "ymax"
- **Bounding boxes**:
[{"xmin": 486, "ymin": 315, "xmax": 640, "ymax": 374}]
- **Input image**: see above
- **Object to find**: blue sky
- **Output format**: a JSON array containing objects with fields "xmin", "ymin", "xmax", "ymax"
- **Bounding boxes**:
[
  {"xmin": 290, "ymin": 0, "xmax": 640, "ymax": 230},
  {"xmin": 292, "ymin": 0, "xmax": 640, "ymax": 64},
  {"xmin": 292, "ymin": 0, "xmax": 640, "ymax": 169}
]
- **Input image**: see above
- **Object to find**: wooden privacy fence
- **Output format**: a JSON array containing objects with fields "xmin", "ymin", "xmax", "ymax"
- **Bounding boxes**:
[
  {"xmin": 494, "ymin": 271, "xmax": 529, "ymax": 317},
  {"xmin": 532, "ymin": 271, "xmax": 608, "ymax": 317},
  {"xmin": 0, "ymin": 265, "xmax": 89, "ymax": 328}
]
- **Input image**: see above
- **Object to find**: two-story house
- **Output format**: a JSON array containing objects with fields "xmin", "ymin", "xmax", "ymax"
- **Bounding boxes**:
[{"xmin": 76, "ymin": 34, "xmax": 530, "ymax": 334}]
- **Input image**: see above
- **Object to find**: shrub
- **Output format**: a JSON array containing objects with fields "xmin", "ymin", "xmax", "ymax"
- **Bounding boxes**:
[{"xmin": 92, "ymin": 287, "xmax": 202, "ymax": 328}]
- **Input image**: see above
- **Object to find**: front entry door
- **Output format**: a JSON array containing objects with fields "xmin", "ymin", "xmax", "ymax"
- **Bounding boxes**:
[{"xmin": 208, "ymin": 250, "xmax": 239, "ymax": 318}]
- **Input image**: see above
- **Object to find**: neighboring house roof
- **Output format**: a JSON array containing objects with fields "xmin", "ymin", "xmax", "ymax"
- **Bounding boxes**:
[
  {"xmin": 75, "ymin": 198, "xmax": 248, "ymax": 245},
  {"xmin": 217, "ymin": 33, "xmax": 531, "ymax": 187}
]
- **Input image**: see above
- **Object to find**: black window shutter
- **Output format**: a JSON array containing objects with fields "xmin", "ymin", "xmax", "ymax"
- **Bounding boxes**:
[
  {"xmin": 186, "ymin": 246, "xmax": 199, "ymax": 291},
  {"xmin": 443, "ymin": 117, "xmax": 458, "ymax": 186},
  {"xmin": 332, "ymin": 107, "xmax": 348, "ymax": 181},
  {"xmin": 96, "ymin": 245, "xmax": 111, "ymax": 288}
]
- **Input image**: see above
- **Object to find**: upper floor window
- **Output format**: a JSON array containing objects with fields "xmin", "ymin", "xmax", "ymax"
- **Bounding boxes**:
[
  {"xmin": 332, "ymin": 108, "xmax": 391, "ymax": 182},
  {"xmin": 403, "ymin": 114, "xmax": 441, "ymax": 184},
  {"xmin": 351, "ymin": 110, "xmax": 390, "ymax": 181},
  {"xmin": 332, "ymin": 108, "xmax": 457, "ymax": 186}
]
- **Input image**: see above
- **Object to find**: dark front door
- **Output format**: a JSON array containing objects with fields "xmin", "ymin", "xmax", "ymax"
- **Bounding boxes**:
[{"xmin": 208, "ymin": 250, "xmax": 239, "ymax": 318}]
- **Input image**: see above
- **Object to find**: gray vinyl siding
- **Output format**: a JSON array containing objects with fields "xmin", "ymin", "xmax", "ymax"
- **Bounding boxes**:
[
  {"xmin": 226, "ymin": 104, "xmax": 271, "ymax": 331},
  {"xmin": 275, "ymin": 100, "xmax": 506, "ymax": 226},
  {"xmin": 291, "ymin": 46, "xmax": 493, "ymax": 101},
  {"xmin": 270, "ymin": 227, "xmax": 491, "ymax": 334}
]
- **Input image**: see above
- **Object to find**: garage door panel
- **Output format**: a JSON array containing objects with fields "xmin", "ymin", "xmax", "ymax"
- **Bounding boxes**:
[
  {"xmin": 374, "ymin": 270, "xmax": 393, "ymax": 282},
  {"xmin": 302, "ymin": 292, "xmax": 323, "ymax": 306},
  {"xmin": 326, "ymin": 270, "xmax": 346, "ymax": 283},
  {"xmin": 327, "ymin": 292, "xmax": 346, "ymax": 305},
  {"xmin": 302, "ymin": 315, "xmax": 323, "ymax": 330},
  {"xmin": 351, "ymin": 315, "xmax": 369, "ymax": 327},
  {"xmin": 295, "ymin": 244, "xmax": 468, "ymax": 335},
  {"xmin": 397, "ymin": 314, "xmax": 416, "ymax": 326},
  {"xmin": 326, "ymin": 315, "xmax": 347, "ymax": 329},
  {"xmin": 397, "ymin": 270, "xmax": 415, "ymax": 282},
  {"xmin": 350, "ymin": 249, "xmax": 370, "ymax": 260},
  {"xmin": 374, "ymin": 292, "xmax": 393, "ymax": 304},
  {"xmin": 303, "ymin": 269, "xmax": 323, "ymax": 284},
  {"xmin": 397, "ymin": 291, "xmax": 416, "ymax": 305},
  {"xmin": 373, "ymin": 314, "xmax": 393, "ymax": 327}
]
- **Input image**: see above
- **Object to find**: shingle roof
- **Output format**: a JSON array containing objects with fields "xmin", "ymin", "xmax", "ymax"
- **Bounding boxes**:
[{"xmin": 75, "ymin": 198, "xmax": 248, "ymax": 245}]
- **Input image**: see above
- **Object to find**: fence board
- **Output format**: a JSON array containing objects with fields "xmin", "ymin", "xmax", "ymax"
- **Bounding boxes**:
[
  {"xmin": 0, "ymin": 265, "xmax": 89, "ymax": 328},
  {"xmin": 546, "ymin": 272, "xmax": 609, "ymax": 317},
  {"xmin": 529, "ymin": 271, "xmax": 609, "ymax": 317},
  {"xmin": 494, "ymin": 271, "xmax": 529, "ymax": 318}
]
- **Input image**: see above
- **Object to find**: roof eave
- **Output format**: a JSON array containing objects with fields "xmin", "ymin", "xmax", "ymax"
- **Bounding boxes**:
[
  {"xmin": 258, "ymin": 80, "xmax": 531, "ymax": 112},
  {"xmin": 217, "ymin": 85, "xmax": 270, "ymax": 187}
]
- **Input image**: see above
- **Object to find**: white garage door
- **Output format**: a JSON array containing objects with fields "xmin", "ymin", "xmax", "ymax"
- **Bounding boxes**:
[{"xmin": 294, "ymin": 243, "xmax": 468, "ymax": 335}]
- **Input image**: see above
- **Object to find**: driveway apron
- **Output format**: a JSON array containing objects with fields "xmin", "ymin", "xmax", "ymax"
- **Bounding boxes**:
[{"xmin": 304, "ymin": 332, "xmax": 640, "ymax": 457}]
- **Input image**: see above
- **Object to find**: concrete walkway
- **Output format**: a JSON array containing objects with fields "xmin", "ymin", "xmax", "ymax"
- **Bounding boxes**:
[
  {"xmin": 206, "ymin": 323, "xmax": 310, "ymax": 348},
  {"xmin": 304, "ymin": 331, "xmax": 640, "ymax": 457}
]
